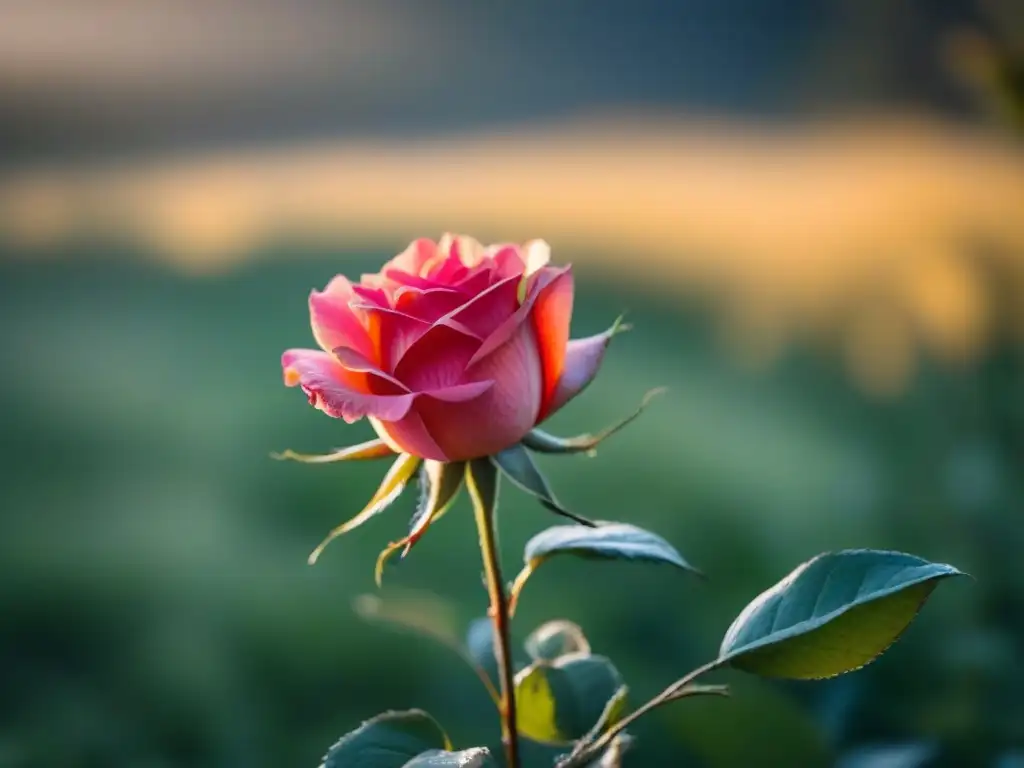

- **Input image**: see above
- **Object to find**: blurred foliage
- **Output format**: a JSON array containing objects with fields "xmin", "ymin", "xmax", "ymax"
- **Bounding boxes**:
[{"xmin": 0, "ymin": 239, "xmax": 1020, "ymax": 767}]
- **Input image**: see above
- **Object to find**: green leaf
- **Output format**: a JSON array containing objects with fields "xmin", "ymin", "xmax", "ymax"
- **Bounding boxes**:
[
  {"xmin": 375, "ymin": 460, "xmax": 464, "ymax": 586},
  {"xmin": 403, "ymin": 748, "xmax": 497, "ymax": 766},
  {"xmin": 522, "ymin": 386, "xmax": 664, "ymax": 456},
  {"xmin": 556, "ymin": 685, "xmax": 630, "ymax": 767},
  {"xmin": 490, "ymin": 445, "xmax": 596, "ymax": 527},
  {"xmin": 272, "ymin": 437, "xmax": 395, "ymax": 463},
  {"xmin": 524, "ymin": 620, "xmax": 591, "ymax": 661},
  {"xmin": 510, "ymin": 522, "xmax": 702, "ymax": 613},
  {"xmin": 577, "ymin": 685, "xmax": 629, "ymax": 749},
  {"xmin": 308, "ymin": 453, "xmax": 421, "ymax": 564},
  {"xmin": 465, "ymin": 617, "xmax": 498, "ymax": 689},
  {"xmin": 718, "ymin": 549, "xmax": 967, "ymax": 680},
  {"xmin": 319, "ymin": 709, "xmax": 450, "ymax": 768},
  {"xmin": 514, "ymin": 653, "xmax": 624, "ymax": 745}
]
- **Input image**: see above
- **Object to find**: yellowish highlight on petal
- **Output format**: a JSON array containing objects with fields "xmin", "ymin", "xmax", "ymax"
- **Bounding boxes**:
[
  {"xmin": 524, "ymin": 239, "xmax": 551, "ymax": 275},
  {"xmin": 307, "ymin": 452, "xmax": 420, "ymax": 565}
]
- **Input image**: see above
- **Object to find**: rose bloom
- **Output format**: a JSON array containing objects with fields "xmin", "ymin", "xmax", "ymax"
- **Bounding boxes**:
[{"xmin": 282, "ymin": 235, "xmax": 616, "ymax": 462}]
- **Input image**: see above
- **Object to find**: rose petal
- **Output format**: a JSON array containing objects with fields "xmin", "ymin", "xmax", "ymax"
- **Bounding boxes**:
[
  {"xmin": 421, "ymin": 379, "xmax": 495, "ymax": 402},
  {"xmin": 308, "ymin": 277, "xmax": 375, "ymax": 360},
  {"xmin": 454, "ymin": 266, "xmax": 494, "ymax": 296},
  {"xmin": 523, "ymin": 239, "xmax": 551, "ymax": 275},
  {"xmin": 370, "ymin": 411, "xmax": 448, "ymax": 461},
  {"xmin": 351, "ymin": 304, "xmax": 431, "ymax": 370},
  {"xmin": 466, "ymin": 265, "xmax": 570, "ymax": 368},
  {"xmin": 282, "ymin": 349, "xmax": 415, "ymax": 423},
  {"xmin": 386, "ymin": 237, "xmax": 437, "ymax": 276},
  {"xmin": 439, "ymin": 232, "xmax": 486, "ymax": 268},
  {"xmin": 393, "ymin": 322, "xmax": 482, "ymax": 391},
  {"xmin": 332, "ymin": 346, "xmax": 408, "ymax": 392},
  {"xmin": 351, "ymin": 283, "xmax": 390, "ymax": 308},
  {"xmin": 530, "ymin": 265, "xmax": 574, "ymax": 421},
  {"xmin": 409, "ymin": 321, "xmax": 542, "ymax": 460},
  {"xmin": 429, "ymin": 251, "xmax": 469, "ymax": 284},
  {"xmin": 367, "ymin": 381, "xmax": 492, "ymax": 461},
  {"xmin": 383, "ymin": 268, "xmax": 437, "ymax": 290},
  {"xmin": 544, "ymin": 326, "xmax": 617, "ymax": 418},
  {"xmin": 444, "ymin": 274, "xmax": 521, "ymax": 340},
  {"xmin": 488, "ymin": 244, "xmax": 526, "ymax": 279},
  {"xmin": 393, "ymin": 286, "xmax": 467, "ymax": 322}
]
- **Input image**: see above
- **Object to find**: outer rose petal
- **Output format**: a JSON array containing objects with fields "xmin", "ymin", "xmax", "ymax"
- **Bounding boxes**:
[
  {"xmin": 523, "ymin": 239, "xmax": 551, "ymax": 275},
  {"xmin": 393, "ymin": 323, "xmax": 481, "ymax": 391},
  {"xmin": 397, "ymin": 320, "xmax": 542, "ymax": 461},
  {"xmin": 370, "ymin": 380, "xmax": 495, "ymax": 461},
  {"xmin": 332, "ymin": 346, "xmax": 407, "ymax": 391},
  {"xmin": 309, "ymin": 277, "xmax": 375, "ymax": 360},
  {"xmin": 467, "ymin": 265, "xmax": 569, "ymax": 367},
  {"xmin": 282, "ymin": 349, "xmax": 414, "ymax": 424},
  {"xmin": 530, "ymin": 266, "xmax": 574, "ymax": 421},
  {"xmin": 543, "ymin": 327, "xmax": 616, "ymax": 418},
  {"xmin": 386, "ymin": 237, "xmax": 437, "ymax": 276},
  {"xmin": 439, "ymin": 233, "xmax": 486, "ymax": 268}
]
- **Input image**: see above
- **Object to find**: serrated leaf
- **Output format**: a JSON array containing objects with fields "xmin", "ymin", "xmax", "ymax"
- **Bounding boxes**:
[
  {"xmin": 490, "ymin": 445, "xmax": 596, "ymax": 527},
  {"xmin": 523, "ymin": 387, "xmax": 664, "ymax": 456},
  {"xmin": 272, "ymin": 438, "xmax": 395, "ymax": 463},
  {"xmin": 319, "ymin": 709, "xmax": 450, "ymax": 768},
  {"xmin": 308, "ymin": 453, "xmax": 421, "ymax": 564},
  {"xmin": 375, "ymin": 460, "xmax": 464, "ymax": 586},
  {"xmin": 525, "ymin": 620, "xmax": 591, "ymax": 661},
  {"xmin": 719, "ymin": 550, "xmax": 967, "ymax": 680},
  {"xmin": 510, "ymin": 522, "xmax": 701, "ymax": 613},
  {"xmin": 514, "ymin": 653, "xmax": 623, "ymax": 745},
  {"xmin": 403, "ymin": 747, "xmax": 497, "ymax": 766}
]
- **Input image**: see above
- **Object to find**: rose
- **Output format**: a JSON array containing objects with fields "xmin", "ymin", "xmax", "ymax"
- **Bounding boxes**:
[{"xmin": 281, "ymin": 234, "xmax": 618, "ymax": 461}]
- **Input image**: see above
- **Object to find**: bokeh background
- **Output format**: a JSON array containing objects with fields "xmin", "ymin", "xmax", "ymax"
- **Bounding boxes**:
[{"xmin": 2, "ymin": 1, "xmax": 1024, "ymax": 766}]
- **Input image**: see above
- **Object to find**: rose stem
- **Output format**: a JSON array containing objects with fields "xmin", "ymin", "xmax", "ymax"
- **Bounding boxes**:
[{"xmin": 467, "ymin": 459, "xmax": 520, "ymax": 768}]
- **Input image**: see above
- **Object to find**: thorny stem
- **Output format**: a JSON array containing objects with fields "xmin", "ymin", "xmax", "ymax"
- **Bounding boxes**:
[
  {"xmin": 557, "ymin": 658, "xmax": 724, "ymax": 767},
  {"xmin": 468, "ymin": 462, "xmax": 521, "ymax": 768}
]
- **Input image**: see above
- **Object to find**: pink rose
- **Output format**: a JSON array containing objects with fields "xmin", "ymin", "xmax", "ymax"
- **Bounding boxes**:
[{"xmin": 281, "ymin": 234, "xmax": 618, "ymax": 462}]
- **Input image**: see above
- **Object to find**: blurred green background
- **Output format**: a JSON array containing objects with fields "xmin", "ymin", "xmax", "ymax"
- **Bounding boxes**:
[{"xmin": 2, "ymin": 2, "xmax": 1024, "ymax": 767}]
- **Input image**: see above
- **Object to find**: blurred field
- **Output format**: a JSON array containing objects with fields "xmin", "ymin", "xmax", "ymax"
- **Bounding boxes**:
[
  {"xmin": 2, "ymin": 2, "xmax": 1024, "ymax": 767},
  {"xmin": 4, "ymin": 114, "xmax": 1024, "ymax": 403}
]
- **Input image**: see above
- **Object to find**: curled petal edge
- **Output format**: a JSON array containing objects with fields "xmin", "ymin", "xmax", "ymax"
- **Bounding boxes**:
[{"xmin": 282, "ymin": 349, "xmax": 415, "ymax": 424}]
